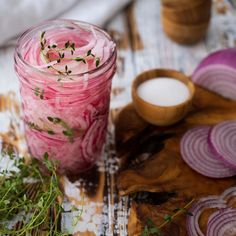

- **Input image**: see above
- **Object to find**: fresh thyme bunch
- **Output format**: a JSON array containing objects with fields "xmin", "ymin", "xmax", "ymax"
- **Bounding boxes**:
[{"xmin": 0, "ymin": 146, "xmax": 68, "ymax": 235}]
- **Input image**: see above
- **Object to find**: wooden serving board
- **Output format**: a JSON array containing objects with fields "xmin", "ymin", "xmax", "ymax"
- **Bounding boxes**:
[{"xmin": 115, "ymin": 86, "xmax": 236, "ymax": 235}]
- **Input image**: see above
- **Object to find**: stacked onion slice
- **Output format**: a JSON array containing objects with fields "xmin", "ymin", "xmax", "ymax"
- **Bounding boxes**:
[
  {"xmin": 187, "ymin": 187, "xmax": 236, "ymax": 236},
  {"xmin": 180, "ymin": 120, "xmax": 236, "ymax": 178},
  {"xmin": 192, "ymin": 48, "xmax": 236, "ymax": 100}
]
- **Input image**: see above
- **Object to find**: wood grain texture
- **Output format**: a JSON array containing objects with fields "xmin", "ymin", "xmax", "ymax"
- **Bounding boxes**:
[
  {"xmin": 125, "ymin": 2, "xmax": 144, "ymax": 51},
  {"xmin": 162, "ymin": 16, "xmax": 210, "ymax": 45},
  {"xmin": 116, "ymin": 86, "xmax": 236, "ymax": 195},
  {"xmin": 115, "ymin": 86, "xmax": 236, "ymax": 234},
  {"xmin": 162, "ymin": 0, "xmax": 211, "ymax": 25}
]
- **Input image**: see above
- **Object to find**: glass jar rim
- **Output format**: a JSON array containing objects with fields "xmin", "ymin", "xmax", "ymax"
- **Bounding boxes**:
[{"xmin": 15, "ymin": 19, "xmax": 116, "ymax": 78}]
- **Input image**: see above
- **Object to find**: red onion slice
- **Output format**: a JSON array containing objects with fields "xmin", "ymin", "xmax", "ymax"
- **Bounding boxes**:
[
  {"xmin": 207, "ymin": 208, "xmax": 236, "ymax": 236},
  {"xmin": 209, "ymin": 120, "xmax": 236, "ymax": 169},
  {"xmin": 192, "ymin": 48, "xmax": 236, "ymax": 100},
  {"xmin": 186, "ymin": 196, "xmax": 227, "ymax": 236},
  {"xmin": 221, "ymin": 187, "xmax": 236, "ymax": 201},
  {"xmin": 180, "ymin": 126, "xmax": 236, "ymax": 178},
  {"xmin": 221, "ymin": 186, "xmax": 236, "ymax": 207}
]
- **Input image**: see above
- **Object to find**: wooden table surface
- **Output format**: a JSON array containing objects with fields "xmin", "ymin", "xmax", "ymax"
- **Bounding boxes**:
[{"xmin": 0, "ymin": 0, "xmax": 236, "ymax": 235}]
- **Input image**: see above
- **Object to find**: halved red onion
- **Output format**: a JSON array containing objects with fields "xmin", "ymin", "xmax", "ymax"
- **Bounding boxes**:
[
  {"xmin": 209, "ymin": 120, "xmax": 236, "ymax": 169},
  {"xmin": 192, "ymin": 48, "xmax": 236, "ymax": 100},
  {"xmin": 206, "ymin": 208, "xmax": 236, "ymax": 236},
  {"xmin": 180, "ymin": 126, "xmax": 236, "ymax": 178},
  {"xmin": 186, "ymin": 196, "xmax": 227, "ymax": 236}
]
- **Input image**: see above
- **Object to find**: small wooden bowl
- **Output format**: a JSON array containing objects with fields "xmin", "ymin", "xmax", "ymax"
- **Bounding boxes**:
[
  {"xmin": 132, "ymin": 69, "xmax": 195, "ymax": 126},
  {"xmin": 162, "ymin": 0, "xmax": 207, "ymax": 10},
  {"xmin": 162, "ymin": 16, "xmax": 210, "ymax": 44},
  {"xmin": 162, "ymin": 0, "xmax": 211, "ymax": 25}
]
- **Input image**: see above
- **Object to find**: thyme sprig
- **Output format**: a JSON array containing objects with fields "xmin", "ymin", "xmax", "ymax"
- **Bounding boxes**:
[
  {"xmin": 0, "ymin": 148, "xmax": 69, "ymax": 235},
  {"xmin": 47, "ymin": 116, "xmax": 74, "ymax": 142},
  {"xmin": 95, "ymin": 57, "xmax": 100, "ymax": 68},
  {"xmin": 72, "ymin": 191, "xmax": 84, "ymax": 226},
  {"xmin": 39, "ymin": 31, "xmax": 101, "ymax": 77},
  {"xmin": 141, "ymin": 199, "xmax": 195, "ymax": 236},
  {"xmin": 26, "ymin": 116, "xmax": 73, "ymax": 140},
  {"xmin": 27, "ymin": 121, "xmax": 56, "ymax": 136},
  {"xmin": 34, "ymin": 87, "xmax": 44, "ymax": 99},
  {"xmin": 27, "ymin": 121, "xmax": 42, "ymax": 132}
]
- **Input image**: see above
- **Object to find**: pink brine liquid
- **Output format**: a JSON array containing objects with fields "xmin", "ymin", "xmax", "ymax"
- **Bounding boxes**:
[{"xmin": 14, "ymin": 20, "xmax": 117, "ymax": 174}]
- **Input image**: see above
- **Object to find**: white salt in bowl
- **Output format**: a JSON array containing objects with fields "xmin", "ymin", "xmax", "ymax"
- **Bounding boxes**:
[{"xmin": 132, "ymin": 68, "xmax": 195, "ymax": 126}]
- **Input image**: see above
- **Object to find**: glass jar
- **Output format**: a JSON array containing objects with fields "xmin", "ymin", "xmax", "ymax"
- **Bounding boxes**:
[{"xmin": 14, "ymin": 19, "xmax": 117, "ymax": 174}]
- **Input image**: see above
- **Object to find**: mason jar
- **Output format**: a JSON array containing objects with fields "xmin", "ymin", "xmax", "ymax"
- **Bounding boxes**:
[{"xmin": 14, "ymin": 19, "xmax": 116, "ymax": 174}]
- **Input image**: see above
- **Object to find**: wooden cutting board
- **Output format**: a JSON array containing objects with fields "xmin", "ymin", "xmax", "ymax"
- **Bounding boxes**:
[{"xmin": 115, "ymin": 86, "xmax": 236, "ymax": 235}]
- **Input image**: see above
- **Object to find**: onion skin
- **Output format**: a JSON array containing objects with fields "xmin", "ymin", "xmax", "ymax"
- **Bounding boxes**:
[
  {"xmin": 192, "ymin": 48, "xmax": 236, "ymax": 100},
  {"xmin": 194, "ymin": 48, "xmax": 236, "ymax": 69}
]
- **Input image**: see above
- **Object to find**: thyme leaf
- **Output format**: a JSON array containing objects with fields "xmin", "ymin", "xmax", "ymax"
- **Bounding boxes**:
[
  {"xmin": 95, "ymin": 57, "xmax": 100, "ymax": 67},
  {"xmin": 34, "ymin": 87, "xmax": 40, "ymax": 96},
  {"xmin": 47, "ymin": 130, "xmax": 55, "ymax": 135},
  {"xmin": 27, "ymin": 121, "xmax": 42, "ymax": 132},
  {"xmin": 70, "ymin": 43, "xmax": 75, "ymax": 51},
  {"xmin": 74, "ymin": 57, "xmax": 86, "ymax": 63},
  {"xmin": 47, "ymin": 117, "xmax": 74, "ymax": 142},
  {"xmin": 87, "ymin": 49, "xmax": 95, "ymax": 57},
  {"xmin": 87, "ymin": 50, "xmax": 91, "ymax": 56},
  {"xmin": 34, "ymin": 87, "xmax": 44, "ymax": 99},
  {"xmin": 164, "ymin": 215, "xmax": 172, "ymax": 222},
  {"xmin": 65, "ymin": 41, "xmax": 70, "ymax": 48},
  {"xmin": 62, "ymin": 130, "xmax": 73, "ymax": 137}
]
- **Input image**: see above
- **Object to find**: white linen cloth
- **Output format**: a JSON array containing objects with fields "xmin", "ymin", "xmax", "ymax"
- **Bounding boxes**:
[{"xmin": 0, "ymin": 0, "xmax": 131, "ymax": 46}]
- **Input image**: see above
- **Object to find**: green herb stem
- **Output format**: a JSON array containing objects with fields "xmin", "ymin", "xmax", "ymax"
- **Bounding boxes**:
[
  {"xmin": 158, "ymin": 198, "xmax": 195, "ymax": 229},
  {"xmin": 39, "ymin": 31, "xmax": 100, "ymax": 77},
  {"xmin": 0, "ymin": 150, "xmax": 71, "ymax": 235}
]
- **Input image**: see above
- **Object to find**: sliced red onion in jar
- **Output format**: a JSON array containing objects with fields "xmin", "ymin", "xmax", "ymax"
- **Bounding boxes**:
[
  {"xmin": 180, "ymin": 126, "xmax": 236, "ymax": 178},
  {"xmin": 192, "ymin": 48, "xmax": 236, "ymax": 100},
  {"xmin": 206, "ymin": 208, "xmax": 236, "ymax": 236},
  {"xmin": 186, "ymin": 196, "xmax": 227, "ymax": 236},
  {"xmin": 209, "ymin": 120, "xmax": 236, "ymax": 169}
]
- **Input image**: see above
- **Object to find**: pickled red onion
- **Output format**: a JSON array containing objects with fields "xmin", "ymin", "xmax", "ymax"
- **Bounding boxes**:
[
  {"xmin": 22, "ymin": 26, "xmax": 114, "ymax": 75},
  {"xmin": 14, "ymin": 20, "xmax": 117, "ymax": 173}
]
